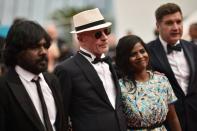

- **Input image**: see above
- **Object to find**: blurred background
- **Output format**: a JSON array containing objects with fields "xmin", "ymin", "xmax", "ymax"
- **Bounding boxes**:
[
  {"xmin": 0, "ymin": 0, "xmax": 197, "ymax": 74},
  {"xmin": 1, "ymin": 0, "xmax": 197, "ymax": 43}
]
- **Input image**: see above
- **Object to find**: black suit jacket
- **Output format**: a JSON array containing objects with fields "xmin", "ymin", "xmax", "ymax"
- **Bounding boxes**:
[
  {"xmin": 147, "ymin": 39, "xmax": 197, "ymax": 131},
  {"xmin": 0, "ymin": 68, "xmax": 66, "ymax": 131},
  {"xmin": 54, "ymin": 53, "xmax": 127, "ymax": 131}
]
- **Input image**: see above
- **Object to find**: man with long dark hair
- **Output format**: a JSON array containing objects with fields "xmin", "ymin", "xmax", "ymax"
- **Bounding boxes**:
[{"xmin": 0, "ymin": 20, "xmax": 66, "ymax": 131}]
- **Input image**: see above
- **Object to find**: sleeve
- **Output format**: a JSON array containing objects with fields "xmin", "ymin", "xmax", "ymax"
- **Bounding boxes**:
[
  {"xmin": 0, "ymin": 79, "xmax": 6, "ymax": 131},
  {"xmin": 0, "ymin": 101, "xmax": 5, "ymax": 131},
  {"xmin": 118, "ymin": 79, "xmax": 128, "ymax": 105},
  {"xmin": 118, "ymin": 79, "xmax": 134, "ymax": 114},
  {"xmin": 54, "ymin": 65, "xmax": 72, "ymax": 130},
  {"xmin": 162, "ymin": 76, "xmax": 177, "ymax": 104},
  {"xmin": 119, "ymin": 79, "xmax": 126, "ymax": 93}
]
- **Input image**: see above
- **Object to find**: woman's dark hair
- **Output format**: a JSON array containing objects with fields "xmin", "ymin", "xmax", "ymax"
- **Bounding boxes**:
[
  {"xmin": 3, "ymin": 20, "xmax": 51, "ymax": 67},
  {"xmin": 155, "ymin": 3, "xmax": 182, "ymax": 22},
  {"xmin": 115, "ymin": 35, "xmax": 151, "ymax": 90}
]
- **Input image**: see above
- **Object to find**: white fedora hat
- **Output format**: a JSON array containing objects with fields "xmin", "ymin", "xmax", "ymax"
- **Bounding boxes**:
[{"xmin": 70, "ymin": 8, "xmax": 112, "ymax": 34}]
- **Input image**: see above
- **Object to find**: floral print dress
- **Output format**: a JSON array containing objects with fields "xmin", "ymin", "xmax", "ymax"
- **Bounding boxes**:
[{"xmin": 119, "ymin": 71, "xmax": 177, "ymax": 131}]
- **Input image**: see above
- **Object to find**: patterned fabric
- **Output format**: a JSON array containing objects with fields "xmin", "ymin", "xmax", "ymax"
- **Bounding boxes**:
[{"xmin": 119, "ymin": 71, "xmax": 177, "ymax": 131}]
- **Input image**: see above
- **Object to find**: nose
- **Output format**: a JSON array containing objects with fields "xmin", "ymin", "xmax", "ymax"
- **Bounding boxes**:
[
  {"xmin": 136, "ymin": 52, "xmax": 143, "ymax": 59},
  {"xmin": 172, "ymin": 23, "xmax": 179, "ymax": 30},
  {"xmin": 101, "ymin": 31, "xmax": 108, "ymax": 40},
  {"xmin": 39, "ymin": 46, "xmax": 48, "ymax": 55}
]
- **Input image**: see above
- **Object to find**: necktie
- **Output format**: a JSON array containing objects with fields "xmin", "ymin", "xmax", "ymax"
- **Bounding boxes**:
[
  {"xmin": 167, "ymin": 44, "xmax": 182, "ymax": 54},
  {"xmin": 79, "ymin": 50, "xmax": 110, "ymax": 64},
  {"xmin": 31, "ymin": 78, "xmax": 53, "ymax": 131}
]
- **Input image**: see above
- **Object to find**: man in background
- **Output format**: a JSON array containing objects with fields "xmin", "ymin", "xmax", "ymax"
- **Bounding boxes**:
[
  {"xmin": 189, "ymin": 22, "xmax": 197, "ymax": 45},
  {"xmin": 147, "ymin": 3, "xmax": 197, "ymax": 131},
  {"xmin": 46, "ymin": 24, "xmax": 73, "ymax": 72}
]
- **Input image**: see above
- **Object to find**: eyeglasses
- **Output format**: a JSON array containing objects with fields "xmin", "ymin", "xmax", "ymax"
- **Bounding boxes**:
[{"xmin": 94, "ymin": 28, "xmax": 111, "ymax": 39}]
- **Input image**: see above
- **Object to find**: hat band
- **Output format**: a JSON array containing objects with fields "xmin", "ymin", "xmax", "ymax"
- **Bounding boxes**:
[{"xmin": 75, "ymin": 20, "xmax": 105, "ymax": 31}]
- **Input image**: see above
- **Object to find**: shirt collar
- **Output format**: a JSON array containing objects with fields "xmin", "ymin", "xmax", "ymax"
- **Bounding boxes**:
[
  {"xmin": 15, "ymin": 65, "xmax": 43, "ymax": 82},
  {"xmin": 79, "ymin": 47, "xmax": 105, "ymax": 60},
  {"xmin": 159, "ymin": 35, "xmax": 180, "ymax": 53}
]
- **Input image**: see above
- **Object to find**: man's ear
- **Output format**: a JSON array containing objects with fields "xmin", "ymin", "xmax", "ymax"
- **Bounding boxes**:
[
  {"xmin": 16, "ymin": 50, "xmax": 25, "ymax": 65},
  {"xmin": 77, "ymin": 35, "xmax": 81, "ymax": 42},
  {"xmin": 77, "ymin": 34, "xmax": 83, "ymax": 42},
  {"xmin": 156, "ymin": 22, "xmax": 159, "ymax": 29}
]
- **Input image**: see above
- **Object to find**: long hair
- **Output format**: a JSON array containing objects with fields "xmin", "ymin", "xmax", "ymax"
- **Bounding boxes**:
[
  {"xmin": 116, "ymin": 35, "xmax": 151, "ymax": 77},
  {"xmin": 115, "ymin": 35, "xmax": 151, "ymax": 90},
  {"xmin": 3, "ymin": 20, "xmax": 51, "ymax": 67}
]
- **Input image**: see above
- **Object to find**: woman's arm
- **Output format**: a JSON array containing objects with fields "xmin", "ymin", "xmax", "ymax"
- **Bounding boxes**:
[{"xmin": 166, "ymin": 104, "xmax": 182, "ymax": 131}]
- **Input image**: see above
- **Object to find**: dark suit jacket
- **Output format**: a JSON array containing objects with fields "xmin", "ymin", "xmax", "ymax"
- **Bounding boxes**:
[
  {"xmin": 0, "ymin": 68, "xmax": 66, "ymax": 131},
  {"xmin": 54, "ymin": 53, "xmax": 127, "ymax": 131},
  {"xmin": 147, "ymin": 39, "xmax": 197, "ymax": 131}
]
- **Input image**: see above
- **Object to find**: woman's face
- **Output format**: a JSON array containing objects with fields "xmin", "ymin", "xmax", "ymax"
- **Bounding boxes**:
[{"xmin": 129, "ymin": 42, "xmax": 149, "ymax": 72}]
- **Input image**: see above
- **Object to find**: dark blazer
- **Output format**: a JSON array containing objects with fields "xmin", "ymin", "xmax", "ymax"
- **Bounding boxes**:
[
  {"xmin": 0, "ymin": 68, "xmax": 66, "ymax": 131},
  {"xmin": 147, "ymin": 38, "xmax": 197, "ymax": 131},
  {"xmin": 54, "ymin": 53, "xmax": 127, "ymax": 131}
]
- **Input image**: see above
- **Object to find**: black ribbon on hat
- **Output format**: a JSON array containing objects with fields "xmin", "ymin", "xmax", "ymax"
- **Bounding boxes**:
[
  {"xmin": 167, "ymin": 44, "xmax": 182, "ymax": 54},
  {"xmin": 75, "ymin": 20, "xmax": 105, "ymax": 31}
]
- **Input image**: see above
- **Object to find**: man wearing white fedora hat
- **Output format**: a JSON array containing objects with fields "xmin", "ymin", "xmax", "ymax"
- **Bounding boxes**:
[{"xmin": 54, "ymin": 8, "xmax": 127, "ymax": 131}]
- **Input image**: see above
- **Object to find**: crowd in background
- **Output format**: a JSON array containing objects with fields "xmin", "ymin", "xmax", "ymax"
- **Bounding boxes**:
[
  {"xmin": 1, "ymin": 2, "xmax": 197, "ymax": 131},
  {"xmin": 1, "ymin": 21, "xmax": 197, "ymax": 76}
]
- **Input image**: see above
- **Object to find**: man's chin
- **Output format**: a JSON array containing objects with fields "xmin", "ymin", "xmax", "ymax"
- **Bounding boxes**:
[
  {"xmin": 36, "ymin": 64, "xmax": 48, "ymax": 73},
  {"xmin": 39, "ymin": 65, "xmax": 48, "ymax": 72},
  {"xmin": 32, "ymin": 68, "xmax": 47, "ymax": 75},
  {"xmin": 102, "ymin": 48, "xmax": 109, "ymax": 54}
]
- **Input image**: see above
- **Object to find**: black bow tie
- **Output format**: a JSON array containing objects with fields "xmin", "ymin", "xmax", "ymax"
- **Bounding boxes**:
[
  {"xmin": 79, "ymin": 50, "xmax": 110, "ymax": 64},
  {"xmin": 92, "ymin": 56, "xmax": 110, "ymax": 64},
  {"xmin": 167, "ymin": 44, "xmax": 182, "ymax": 54}
]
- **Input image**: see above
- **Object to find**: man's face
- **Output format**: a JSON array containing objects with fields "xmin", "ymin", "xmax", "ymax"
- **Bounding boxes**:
[
  {"xmin": 79, "ymin": 28, "xmax": 111, "ymax": 57},
  {"xmin": 189, "ymin": 25, "xmax": 197, "ymax": 39},
  {"xmin": 157, "ymin": 12, "xmax": 183, "ymax": 45},
  {"xmin": 17, "ymin": 38, "xmax": 49, "ymax": 74}
]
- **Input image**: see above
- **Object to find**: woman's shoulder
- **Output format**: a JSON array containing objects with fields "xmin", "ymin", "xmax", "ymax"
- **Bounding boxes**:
[
  {"xmin": 118, "ymin": 78, "xmax": 128, "ymax": 88},
  {"xmin": 150, "ymin": 71, "xmax": 168, "ymax": 81}
]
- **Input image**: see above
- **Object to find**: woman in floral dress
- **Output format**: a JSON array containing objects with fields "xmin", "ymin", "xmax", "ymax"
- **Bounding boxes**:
[{"xmin": 115, "ymin": 35, "xmax": 181, "ymax": 131}]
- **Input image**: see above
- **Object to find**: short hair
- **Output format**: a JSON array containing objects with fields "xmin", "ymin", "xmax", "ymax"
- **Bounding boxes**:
[
  {"xmin": 115, "ymin": 35, "xmax": 151, "ymax": 78},
  {"xmin": 3, "ymin": 20, "xmax": 51, "ymax": 67},
  {"xmin": 189, "ymin": 22, "xmax": 197, "ymax": 39},
  {"xmin": 155, "ymin": 3, "xmax": 182, "ymax": 22}
]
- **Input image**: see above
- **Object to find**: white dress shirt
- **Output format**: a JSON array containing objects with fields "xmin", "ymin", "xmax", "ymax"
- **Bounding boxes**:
[
  {"xmin": 159, "ymin": 36, "xmax": 190, "ymax": 95},
  {"xmin": 15, "ymin": 65, "xmax": 57, "ymax": 131},
  {"xmin": 79, "ymin": 47, "xmax": 116, "ymax": 108}
]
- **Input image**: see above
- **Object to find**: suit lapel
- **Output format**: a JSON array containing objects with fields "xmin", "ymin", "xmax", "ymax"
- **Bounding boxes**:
[
  {"xmin": 181, "ymin": 41, "xmax": 196, "ymax": 92},
  {"xmin": 151, "ymin": 39, "xmax": 174, "ymax": 75},
  {"xmin": 74, "ymin": 53, "xmax": 112, "ymax": 106},
  {"xmin": 106, "ymin": 58, "xmax": 121, "ymax": 108},
  {"xmin": 6, "ymin": 69, "xmax": 45, "ymax": 131},
  {"xmin": 43, "ymin": 73, "xmax": 63, "ymax": 130},
  {"xmin": 150, "ymin": 39, "xmax": 186, "ymax": 96}
]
